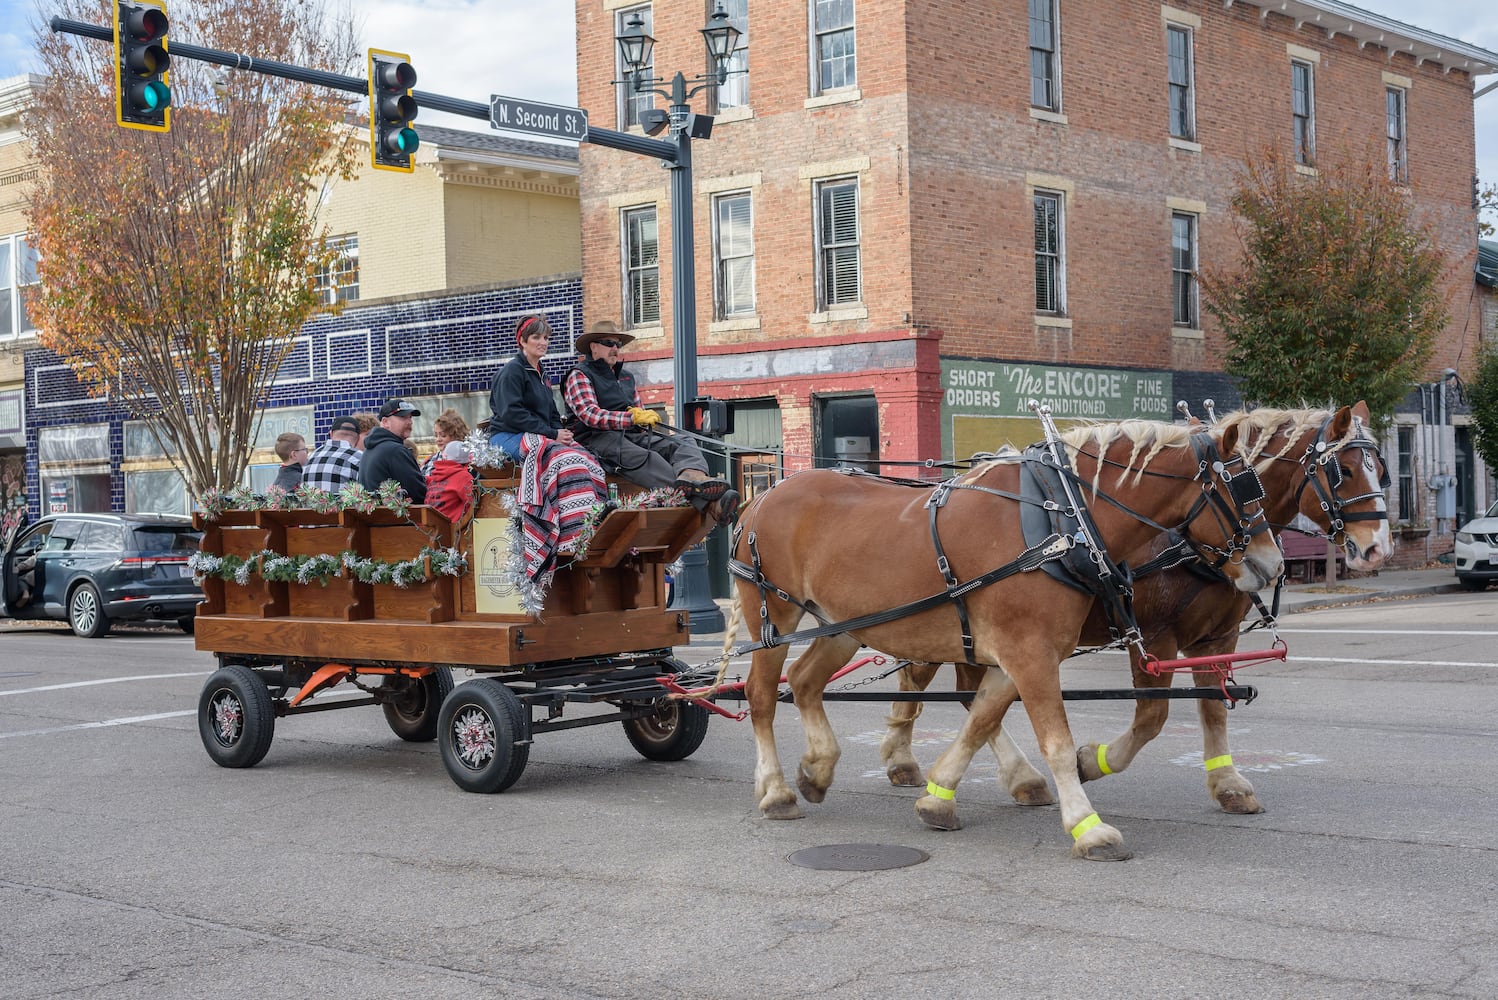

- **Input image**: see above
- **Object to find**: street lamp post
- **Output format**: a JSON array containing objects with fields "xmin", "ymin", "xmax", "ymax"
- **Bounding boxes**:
[{"xmin": 613, "ymin": 5, "xmax": 741, "ymax": 632}]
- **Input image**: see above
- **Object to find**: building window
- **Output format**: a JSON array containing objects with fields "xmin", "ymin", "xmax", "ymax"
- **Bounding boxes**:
[
  {"xmin": 623, "ymin": 206, "xmax": 660, "ymax": 327},
  {"xmin": 1029, "ymin": 0, "xmax": 1060, "ymax": 111},
  {"xmin": 812, "ymin": 0, "xmax": 856, "ymax": 94},
  {"xmin": 713, "ymin": 192, "xmax": 755, "ymax": 318},
  {"xmin": 712, "ymin": 0, "xmax": 749, "ymax": 110},
  {"xmin": 0, "ymin": 233, "xmax": 39, "ymax": 340},
  {"xmin": 1033, "ymin": 190, "xmax": 1064, "ymax": 314},
  {"xmin": 1292, "ymin": 59, "xmax": 1315, "ymax": 165},
  {"xmin": 1167, "ymin": 24, "xmax": 1194, "ymax": 140},
  {"xmin": 1386, "ymin": 86, "xmax": 1408, "ymax": 184},
  {"xmin": 125, "ymin": 469, "xmax": 189, "ymax": 515},
  {"xmin": 314, "ymin": 235, "xmax": 359, "ymax": 305},
  {"xmin": 815, "ymin": 178, "xmax": 861, "ymax": 308},
  {"xmin": 1397, "ymin": 425, "xmax": 1415, "ymax": 522},
  {"xmin": 617, "ymin": 5, "xmax": 655, "ymax": 128},
  {"xmin": 1172, "ymin": 212, "xmax": 1198, "ymax": 327}
]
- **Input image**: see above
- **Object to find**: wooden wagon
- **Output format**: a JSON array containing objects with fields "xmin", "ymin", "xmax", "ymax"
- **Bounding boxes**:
[{"xmin": 192, "ymin": 464, "xmax": 720, "ymax": 792}]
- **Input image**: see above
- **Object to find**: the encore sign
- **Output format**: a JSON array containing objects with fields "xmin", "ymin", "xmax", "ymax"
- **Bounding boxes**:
[{"xmin": 489, "ymin": 95, "xmax": 588, "ymax": 142}]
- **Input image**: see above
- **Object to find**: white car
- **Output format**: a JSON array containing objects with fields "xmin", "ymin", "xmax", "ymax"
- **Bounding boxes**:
[{"xmin": 1454, "ymin": 500, "xmax": 1498, "ymax": 592}]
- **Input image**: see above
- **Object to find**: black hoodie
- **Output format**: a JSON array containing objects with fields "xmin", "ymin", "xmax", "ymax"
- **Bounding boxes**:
[{"xmin": 358, "ymin": 427, "xmax": 427, "ymax": 504}]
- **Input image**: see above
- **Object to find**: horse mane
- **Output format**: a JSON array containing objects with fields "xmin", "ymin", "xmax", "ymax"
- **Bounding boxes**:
[{"xmin": 1213, "ymin": 406, "xmax": 1367, "ymax": 470}]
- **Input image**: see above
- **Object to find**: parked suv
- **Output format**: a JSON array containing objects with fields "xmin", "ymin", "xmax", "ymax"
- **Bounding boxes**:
[
  {"xmin": 1, "ymin": 513, "xmax": 203, "ymax": 637},
  {"xmin": 1454, "ymin": 500, "xmax": 1498, "ymax": 592}
]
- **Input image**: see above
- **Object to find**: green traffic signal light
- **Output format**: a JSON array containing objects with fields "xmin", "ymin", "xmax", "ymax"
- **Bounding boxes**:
[
  {"xmin": 115, "ymin": 1, "xmax": 170, "ymax": 131},
  {"xmin": 368, "ymin": 49, "xmax": 419, "ymax": 172}
]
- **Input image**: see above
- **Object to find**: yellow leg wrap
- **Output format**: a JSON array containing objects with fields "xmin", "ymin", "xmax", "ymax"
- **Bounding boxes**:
[
  {"xmin": 1203, "ymin": 754, "xmax": 1234, "ymax": 772},
  {"xmin": 925, "ymin": 780, "xmax": 956, "ymax": 800},
  {"xmin": 1096, "ymin": 743, "xmax": 1113, "ymax": 776},
  {"xmin": 1070, "ymin": 812, "xmax": 1102, "ymax": 840}
]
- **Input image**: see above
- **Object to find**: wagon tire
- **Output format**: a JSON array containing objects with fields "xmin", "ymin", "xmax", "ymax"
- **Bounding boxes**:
[
  {"xmin": 383, "ymin": 667, "xmax": 455, "ymax": 742},
  {"xmin": 68, "ymin": 583, "xmax": 110, "ymax": 638},
  {"xmin": 622, "ymin": 698, "xmax": 710, "ymax": 761},
  {"xmin": 198, "ymin": 664, "xmax": 275, "ymax": 768},
  {"xmin": 438, "ymin": 679, "xmax": 530, "ymax": 793}
]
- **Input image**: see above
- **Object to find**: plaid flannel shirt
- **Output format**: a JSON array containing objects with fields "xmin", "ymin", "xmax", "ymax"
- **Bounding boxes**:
[
  {"xmin": 301, "ymin": 439, "xmax": 361, "ymax": 492},
  {"xmin": 563, "ymin": 368, "xmax": 635, "ymax": 431}
]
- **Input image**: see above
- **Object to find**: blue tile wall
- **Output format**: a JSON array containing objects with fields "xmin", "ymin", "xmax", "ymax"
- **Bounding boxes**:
[{"xmin": 21, "ymin": 276, "xmax": 582, "ymax": 518}]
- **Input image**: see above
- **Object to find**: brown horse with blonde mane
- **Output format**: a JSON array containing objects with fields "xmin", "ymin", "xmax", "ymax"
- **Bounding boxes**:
[
  {"xmin": 729, "ymin": 418, "xmax": 1284, "ymax": 860},
  {"xmin": 878, "ymin": 403, "xmax": 1391, "ymax": 817}
]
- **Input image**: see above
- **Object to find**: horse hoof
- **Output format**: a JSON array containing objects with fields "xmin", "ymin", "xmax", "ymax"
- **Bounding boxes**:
[
  {"xmin": 1077, "ymin": 842, "xmax": 1133, "ymax": 862},
  {"xmin": 797, "ymin": 769, "xmax": 829, "ymax": 804},
  {"xmin": 1217, "ymin": 790, "xmax": 1265, "ymax": 815},
  {"xmin": 887, "ymin": 762, "xmax": 924, "ymax": 787},
  {"xmin": 761, "ymin": 799, "xmax": 804, "ymax": 821},
  {"xmin": 915, "ymin": 795, "xmax": 962, "ymax": 831},
  {"xmin": 1076, "ymin": 744, "xmax": 1103, "ymax": 783},
  {"xmin": 1010, "ymin": 779, "xmax": 1055, "ymax": 807}
]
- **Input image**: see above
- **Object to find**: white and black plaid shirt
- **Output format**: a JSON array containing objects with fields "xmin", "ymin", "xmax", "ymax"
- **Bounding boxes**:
[{"xmin": 301, "ymin": 440, "xmax": 361, "ymax": 493}]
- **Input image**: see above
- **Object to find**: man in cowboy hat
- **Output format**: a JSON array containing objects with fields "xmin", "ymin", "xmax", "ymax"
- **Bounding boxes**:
[{"xmin": 563, "ymin": 319, "xmax": 738, "ymax": 524}]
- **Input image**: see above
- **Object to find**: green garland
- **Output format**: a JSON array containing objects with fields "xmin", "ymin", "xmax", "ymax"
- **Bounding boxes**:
[{"xmin": 188, "ymin": 546, "xmax": 468, "ymax": 588}]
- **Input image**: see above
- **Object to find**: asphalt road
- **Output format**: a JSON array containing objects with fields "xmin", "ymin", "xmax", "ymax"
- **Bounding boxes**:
[{"xmin": 2, "ymin": 592, "xmax": 1496, "ymax": 999}]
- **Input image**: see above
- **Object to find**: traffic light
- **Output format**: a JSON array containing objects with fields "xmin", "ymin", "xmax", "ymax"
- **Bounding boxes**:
[
  {"xmin": 114, "ymin": 0, "xmax": 171, "ymax": 132},
  {"xmin": 685, "ymin": 397, "xmax": 732, "ymax": 438},
  {"xmin": 368, "ymin": 49, "xmax": 419, "ymax": 172}
]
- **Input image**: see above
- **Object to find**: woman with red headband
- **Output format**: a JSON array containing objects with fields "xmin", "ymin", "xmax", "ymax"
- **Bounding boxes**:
[{"xmin": 487, "ymin": 314, "xmax": 576, "ymax": 458}]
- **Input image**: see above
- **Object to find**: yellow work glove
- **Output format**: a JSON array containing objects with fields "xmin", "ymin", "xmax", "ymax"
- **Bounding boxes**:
[{"xmin": 629, "ymin": 407, "xmax": 661, "ymax": 427}]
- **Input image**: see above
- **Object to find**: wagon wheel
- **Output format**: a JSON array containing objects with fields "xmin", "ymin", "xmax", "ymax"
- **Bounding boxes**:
[
  {"xmin": 621, "ymin": 697, "xmax": 710, "ymax": 762},
  {"xmin": 382, "ymin": 667, "xmax": 455, "ymax": 742},
  {"xmin": 438, "ymin": 679, "xmax": 530, "ymax": 793},
  {"xmin": 198, "ymin": 664, "xmax": 275, "ymax": 768}
]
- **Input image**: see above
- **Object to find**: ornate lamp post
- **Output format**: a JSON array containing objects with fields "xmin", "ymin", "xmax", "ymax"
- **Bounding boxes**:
[{"xmin": 613, "ymin": 4, "xmax": 741, "ymax": 632}]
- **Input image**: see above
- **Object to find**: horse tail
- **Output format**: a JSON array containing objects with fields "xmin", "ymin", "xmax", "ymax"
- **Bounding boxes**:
[{"xmin": 721, "ymin": 591, "xmax": 744, "ymax": 659}]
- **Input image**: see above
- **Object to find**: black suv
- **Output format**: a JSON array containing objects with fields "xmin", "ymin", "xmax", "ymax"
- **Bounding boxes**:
[{"xmin": 1, "ymin": 513, "xmax": 203, "ymax": 638}]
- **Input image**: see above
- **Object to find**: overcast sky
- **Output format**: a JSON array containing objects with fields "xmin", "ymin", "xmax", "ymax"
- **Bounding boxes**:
[{"xmin": 2, "ymin": 0, "xmax": 1495, "ymax": 208}]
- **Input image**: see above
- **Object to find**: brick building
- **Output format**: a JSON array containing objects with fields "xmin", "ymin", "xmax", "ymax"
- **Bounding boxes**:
[{"xmin": 574, "ymin": 0, "xmax": 1498, "ymax": 559}]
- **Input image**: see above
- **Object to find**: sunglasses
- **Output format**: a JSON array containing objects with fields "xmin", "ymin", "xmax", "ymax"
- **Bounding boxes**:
[{"xmin": 596, "ymin": 339, "xmax": 622, "ymax": 348}]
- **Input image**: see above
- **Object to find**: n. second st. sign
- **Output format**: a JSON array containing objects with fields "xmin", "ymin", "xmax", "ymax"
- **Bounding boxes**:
[{"xmin": 489, "ymin": 95, "xmax": 588, "ymax": 142}]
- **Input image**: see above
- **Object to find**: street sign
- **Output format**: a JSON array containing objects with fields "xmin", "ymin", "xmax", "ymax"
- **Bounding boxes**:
[{"xmin": 489, "ymin": 95, "xmax": 587, "ymax": 142}]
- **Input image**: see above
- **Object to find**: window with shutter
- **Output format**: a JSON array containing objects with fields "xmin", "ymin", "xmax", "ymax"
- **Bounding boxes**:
[
  {"xmin": 1171, "ymin": 212, "xmax": 1198, "ymax": 327},
  {"xmin": 812, "ymin": 0, "xmax": 856, "ymax": 94},
  {"xmin": 1033, "ymin": 191, "xmax": 1063, "ymax": 314},
  {"xmin": 1386, "ymin": 86, "xmax": 1407, "ymax": 184},
  {"xmin": 623, "ymin": 207, "xmax": 660, "ymax": 327},
  {"xmin": 1292, "ymin": 60, "xmax": 1314, "ymax": 165},
  {"xmin": 1029, "ymin": 0, "xmax": 1059, "ymax": 111},
  {"xmin": 714, "ymin": 192, "xmax": 756, "ymax": 318},
  {"xmin": 1167, "ymin": 25, "xmax": 1193, "ymax": 140},
  {"xmin": 816, "ymin": 179, "xmax": 861, "ymax": 308}
]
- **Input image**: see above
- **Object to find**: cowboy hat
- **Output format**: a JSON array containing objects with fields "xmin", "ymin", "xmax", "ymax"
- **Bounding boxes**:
[{"xmin": 574, "ymin": 319, "xmax": 636, "ymax": 354}]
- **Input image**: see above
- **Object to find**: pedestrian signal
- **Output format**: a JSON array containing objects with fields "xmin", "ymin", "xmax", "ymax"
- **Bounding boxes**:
[
  {"xmin": 115, "ymin": 0, "xmax": 171, "ymax": 131},
  {"xmin": 685, "ymin": 397, "xmax": 732, "ymax": 438},
  {"xmin": 369, "ymin": 49, "xmax": 419, "ymax": 172}
]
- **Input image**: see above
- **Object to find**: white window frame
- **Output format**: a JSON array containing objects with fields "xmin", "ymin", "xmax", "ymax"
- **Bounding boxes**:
[
  {"xmin": 1171, "ymin": 212, "xmax": 1198, "ymax": 328},
  {"xmin": 1167, "ymin": 24, "xmax": 1195, "ymax": 141},
  {"xmin": 1291, "ymin": 59, "xmax": 1315, "ymax": 165},
  {"xmin": 713, "ymin": 191, "xmax": 756, "ymax": 319},
  {"xmin": 616, "ymin": 5, "xmax": 655, "ymax": 129},
  {"xmin": 1386, "ymin": 85, "xmax": 1408, "ymax": 184},
  {"xmin": 314, "ymin": 234, "xmax": 359, "ymax": 306},
  {"xmin": 810, "ymin": 0, "xmax": 856, "ymax": 96},
  {"xmin": 622, "ymin": 205, "xmax": 661, "ymax": 328},
  {"xmin": 0, "ymin": 232, "xmax": 40, "ymax": 341},
  {"xmin": 1033, "ymin": 190, "xmax": 1065, "ymax": 315},
  {"xmin": 814, "ymin": 177, "xmax": 861, "ymax": 309},
  {"xmin": 1028, "ymin": 0, "xmax": 1061, "ymax": 112}
]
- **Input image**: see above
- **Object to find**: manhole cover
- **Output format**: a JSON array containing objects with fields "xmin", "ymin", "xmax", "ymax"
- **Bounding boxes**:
[{"xmin": 787, "ymin": 843, "xmax": 929, "ymax": 871}]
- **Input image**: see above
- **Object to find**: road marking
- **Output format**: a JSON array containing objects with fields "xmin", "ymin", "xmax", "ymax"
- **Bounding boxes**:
[
  {"xmin": 0, "ymin": 672, "xmax": 209, "ymax": 697},
  {"xmin": 1286, "ymin": 655, "xmax": 1497, "ymax": 668},
  {"xmin": 0, "ymin": 710, "xmax": 194, "ymax": 740},
  {"xmin": 1277, "ymin": 628, "xmax": 1498, "ymax": 636}
]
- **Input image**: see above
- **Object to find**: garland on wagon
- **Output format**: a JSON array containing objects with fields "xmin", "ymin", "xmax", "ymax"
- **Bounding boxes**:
[
  {"xmin": 187, "ymin": 546, "xmax": 468, "ymax": 588},
  {"xmin": 195, "ymin": 481, "xmax": 414, "ymax": 520}
]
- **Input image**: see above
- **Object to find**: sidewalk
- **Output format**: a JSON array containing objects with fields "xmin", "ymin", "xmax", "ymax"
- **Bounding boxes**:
[{"xmin": 688, "ymin": 564, "xmax": 1466, "ymax": 646}]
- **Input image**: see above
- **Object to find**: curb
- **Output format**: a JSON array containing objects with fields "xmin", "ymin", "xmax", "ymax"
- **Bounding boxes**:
[{"xmin": 1281, "ymin": 582, "xmax": 1463, "ymax": 613}]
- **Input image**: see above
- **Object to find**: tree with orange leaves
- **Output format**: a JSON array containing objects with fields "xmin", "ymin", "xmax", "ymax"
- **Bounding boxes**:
[{"xmin": 25, "ymin": 0, "xmax": 360, "ymax": 497}]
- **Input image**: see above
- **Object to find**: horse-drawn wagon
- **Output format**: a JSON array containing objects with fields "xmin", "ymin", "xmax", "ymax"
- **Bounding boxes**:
[{"xmin": 191, "ymin": 463, "xmax": 722, "ymax": 792}]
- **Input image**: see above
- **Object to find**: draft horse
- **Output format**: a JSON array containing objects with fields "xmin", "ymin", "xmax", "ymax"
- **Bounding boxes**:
[
  {"xmin": 729, "ymin": 418, "xmax": 1284, "ymax": 860},
  {"xmin": 878, "ymin": 404, "xmax": 1392, "ymax": 816}
]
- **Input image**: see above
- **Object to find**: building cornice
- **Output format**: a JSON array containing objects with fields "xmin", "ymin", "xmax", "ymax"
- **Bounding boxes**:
[{"xmin": 1226, "ymin": 1, "xmax": 1498, "ymax": 76}]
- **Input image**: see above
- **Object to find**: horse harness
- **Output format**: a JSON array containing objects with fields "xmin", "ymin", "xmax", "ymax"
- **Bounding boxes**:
[
  {"xmin": 1287, "ymin": 416, "xmax": 1390, "ymax": 546},
  {"xmin": 728, "ymin": 429, "xmax": 1268, "ymax": 667}
]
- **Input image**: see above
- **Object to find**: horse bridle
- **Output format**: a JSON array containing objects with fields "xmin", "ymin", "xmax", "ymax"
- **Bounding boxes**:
[
  {"xmin": 1175, "ymin": 434, "xmax": 1272, "ymax": 571},
  {"xmin": 1291, "ymin": 417, "xmax": 1391, "ymax": 545}
]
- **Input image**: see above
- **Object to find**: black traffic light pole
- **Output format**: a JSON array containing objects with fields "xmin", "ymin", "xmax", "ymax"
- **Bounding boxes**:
[{"xmin": 52, "ymin": 15, "xmax": 723, "ymax": 630}]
